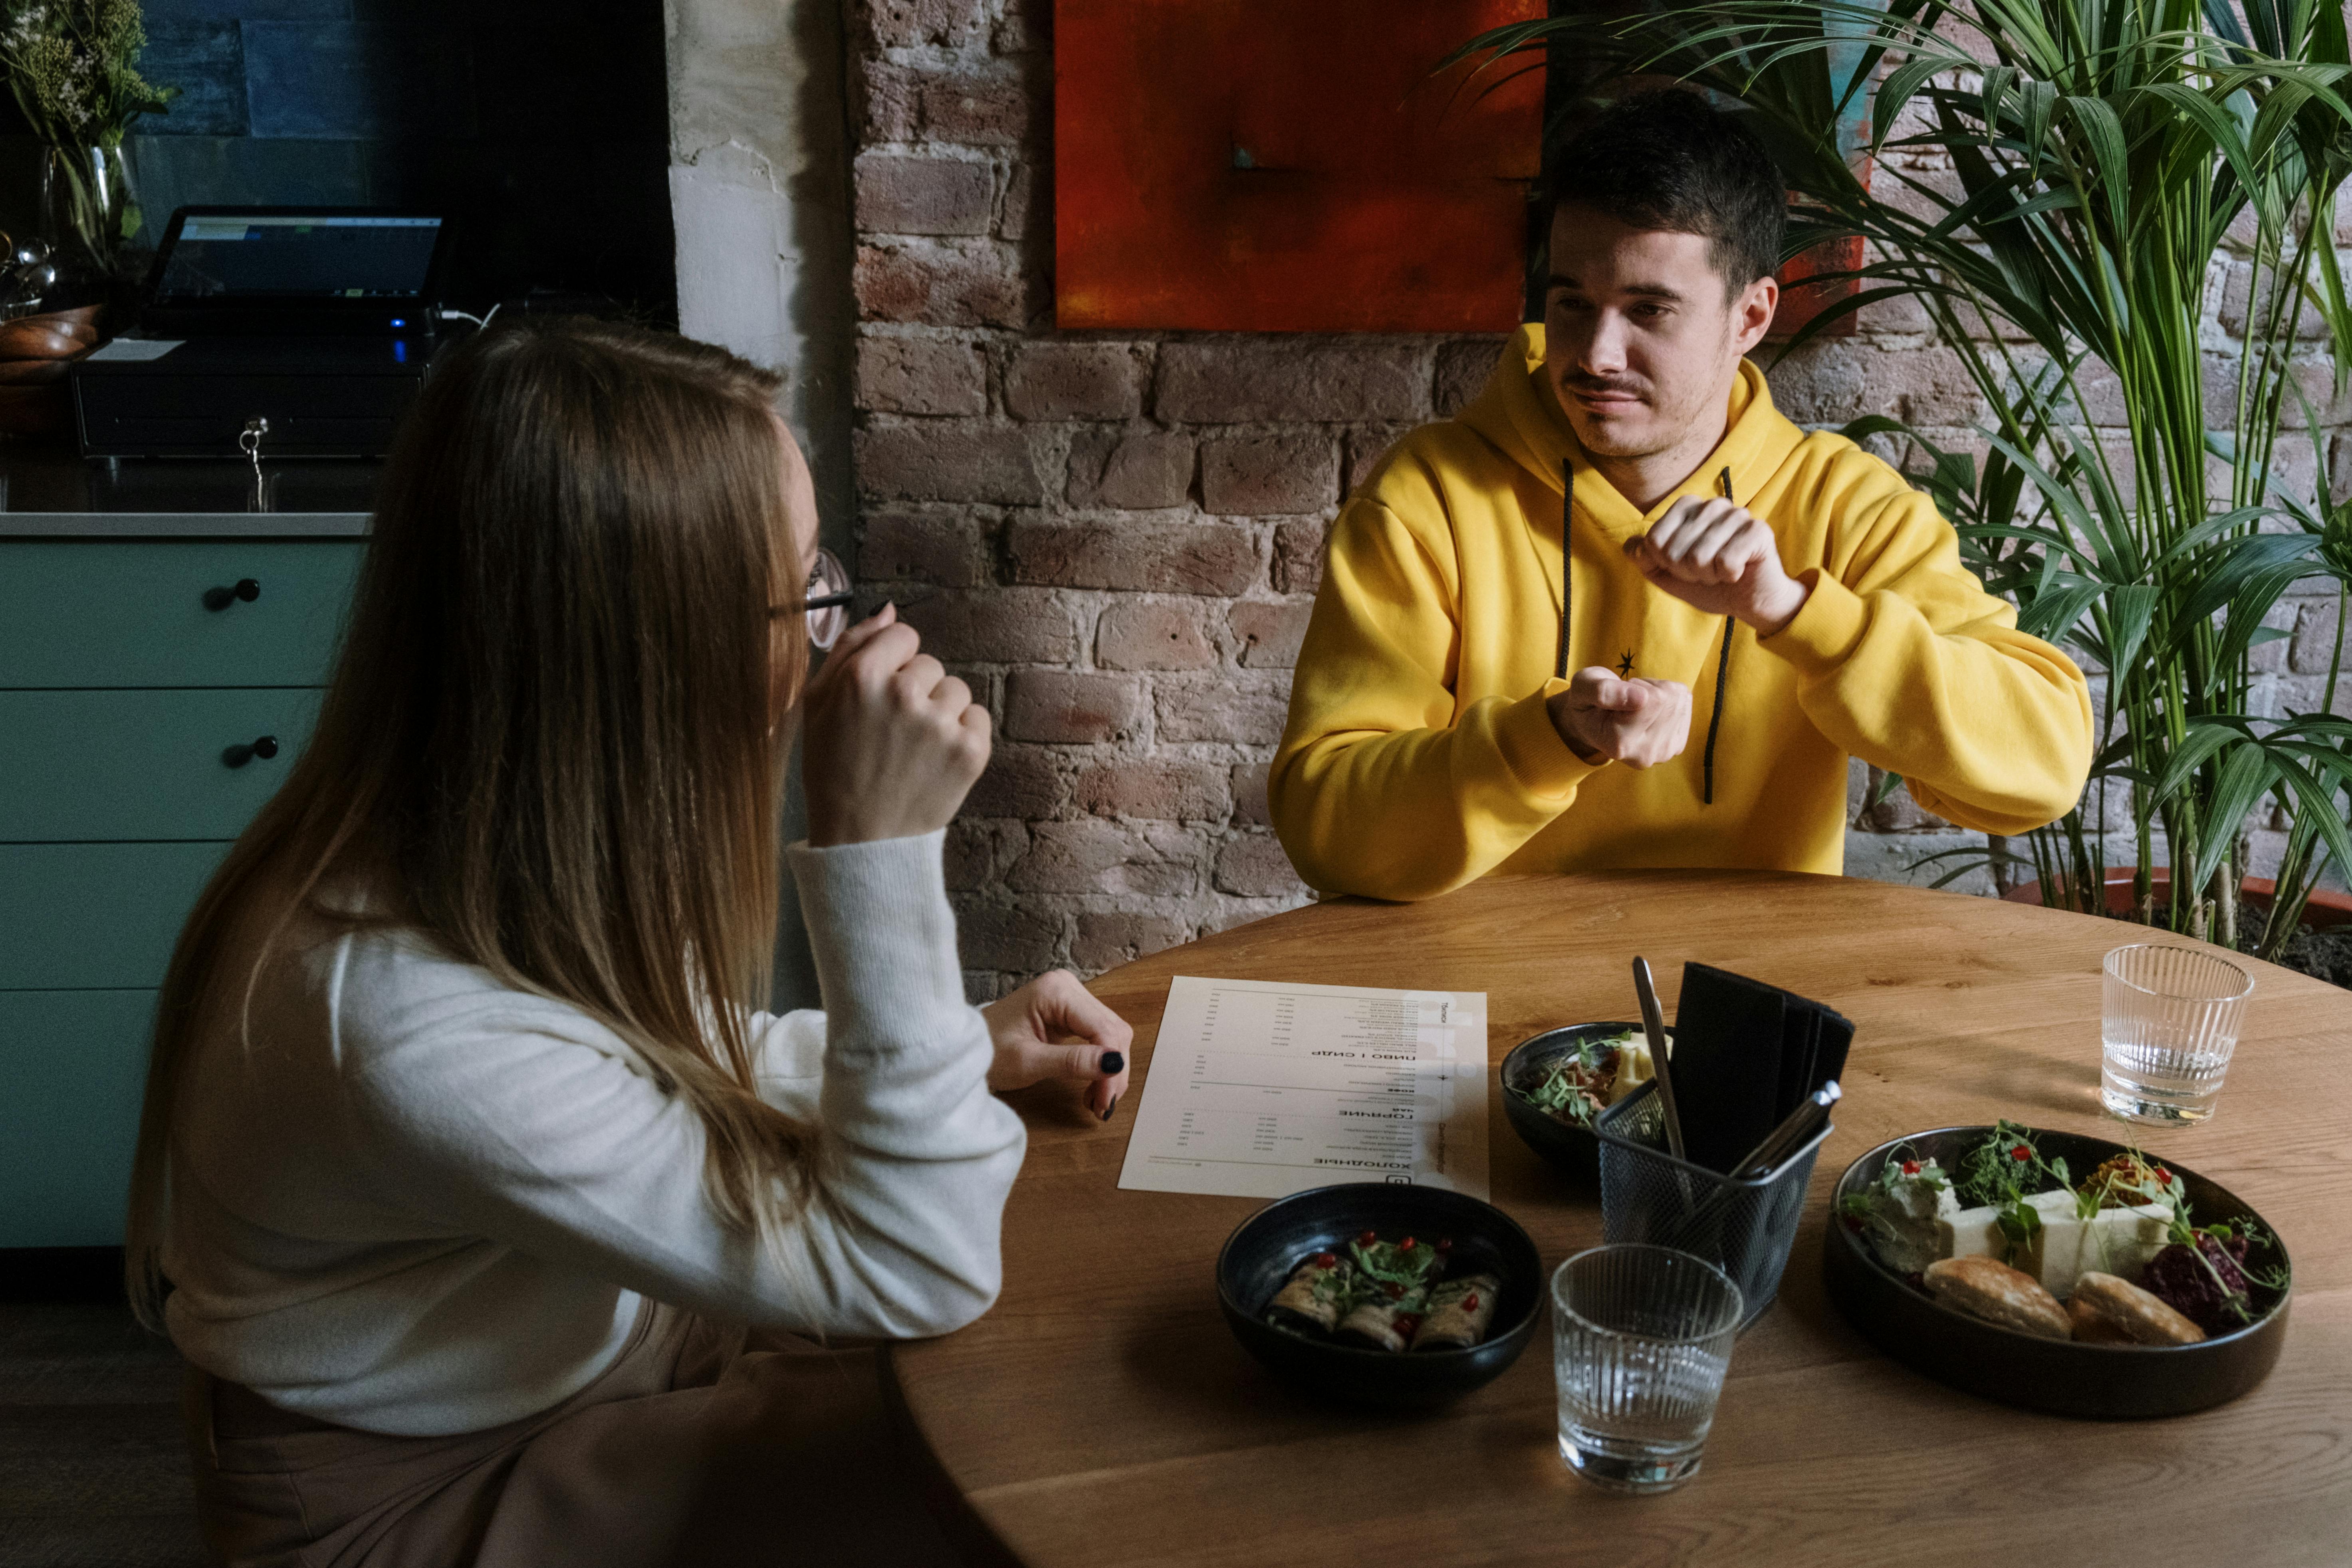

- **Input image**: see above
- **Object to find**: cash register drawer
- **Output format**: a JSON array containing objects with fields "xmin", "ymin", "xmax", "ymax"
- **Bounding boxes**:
[{"xmin": 75, "ymin": 373, "xmax": 420, "ymax": 458}]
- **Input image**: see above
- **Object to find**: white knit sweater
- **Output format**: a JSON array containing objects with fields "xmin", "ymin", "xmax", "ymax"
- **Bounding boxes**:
[{"xmin": 161, "ymin": 831, "xmax": 1026, "ymax": 1437}]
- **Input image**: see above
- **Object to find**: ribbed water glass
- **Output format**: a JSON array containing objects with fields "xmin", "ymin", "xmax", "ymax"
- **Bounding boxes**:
[
  {"xmin": 2101, "ymin": 943, "xmax": 2255, "ymax": 1125},
  {"xmin": 1552, "ymin": 1244, "xmax": 1743, "ymax": 1494}
]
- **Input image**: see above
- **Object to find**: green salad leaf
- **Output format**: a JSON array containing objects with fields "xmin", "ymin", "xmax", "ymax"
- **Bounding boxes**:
[
  {"xmin": 1349, "ymin": 1239, "xmax": 1444, "ymax": 1289},
  {"xmin": 1510, "ymin": 1031, "xmax": 1634, "ymax": 1128}
]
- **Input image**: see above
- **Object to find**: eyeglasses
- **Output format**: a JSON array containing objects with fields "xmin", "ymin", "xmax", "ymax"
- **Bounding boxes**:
[{"xmin": 771, "ymin": 547, "xmax": 854, "ymax": 650}]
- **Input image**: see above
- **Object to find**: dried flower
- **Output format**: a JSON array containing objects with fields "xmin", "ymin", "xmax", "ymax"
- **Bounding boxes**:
[{"xmin": 0, "ymin": 0, "xmax": 175, "ymax": 150}]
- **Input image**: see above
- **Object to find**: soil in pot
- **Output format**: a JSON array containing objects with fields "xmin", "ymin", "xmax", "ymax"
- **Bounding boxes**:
[{"xmin": 2002, "ymin": 870, "xmax": 2351, "ymax": 990}]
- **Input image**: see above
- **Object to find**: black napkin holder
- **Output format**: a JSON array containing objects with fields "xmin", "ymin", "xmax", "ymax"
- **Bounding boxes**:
[{"xmin": 1662, "ymin": 962, "xmax": 1852, "ymax": 1175}]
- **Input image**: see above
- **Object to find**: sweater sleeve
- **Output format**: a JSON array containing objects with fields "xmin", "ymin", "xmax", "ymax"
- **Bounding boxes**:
[
  {"xmin": 333, "ymin": 831, "xmax": 1025, "ymax": 1339},
  {"xmin": 1762, "ymin": 480, "xmax": 2094, "ymax": 835},
  {"xmin": 1269, "ymin": 497, "xmax": 1600, "ymax": 901}
]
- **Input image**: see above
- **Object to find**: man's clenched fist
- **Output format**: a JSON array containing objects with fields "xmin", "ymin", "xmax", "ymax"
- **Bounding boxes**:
[
  {"xmin": 1624, "ymin": 496, "xmax": 1810, "ymax": 636},
  {"xmin": 1547, "ymin": 667, "xmax": 1692, "ymax": 768}
]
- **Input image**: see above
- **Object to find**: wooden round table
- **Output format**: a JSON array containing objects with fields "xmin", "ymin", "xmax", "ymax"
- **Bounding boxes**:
[{"xmin": 884, "ymin": 871, "xmax": 2350, "ymax": 1567}]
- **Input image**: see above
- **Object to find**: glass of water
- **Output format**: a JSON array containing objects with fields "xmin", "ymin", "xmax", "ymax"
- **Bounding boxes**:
[
  {"xmin": 2101, "ymin": 942, "xmax": 2255, "ymax": 1124},
  {"xmin": 1552, "ymin": 1244, "xmax": 1743, "ymax": 1494}
]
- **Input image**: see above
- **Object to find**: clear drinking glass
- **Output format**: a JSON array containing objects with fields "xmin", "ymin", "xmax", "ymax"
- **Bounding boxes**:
[
  {"xmin": 1552, "ymin": 1244, "xmax": 1743, "ymax": 1495},
  {"xmin": 2100, "ymin": 943, "xmax": 2255, "ymax": 1124}
]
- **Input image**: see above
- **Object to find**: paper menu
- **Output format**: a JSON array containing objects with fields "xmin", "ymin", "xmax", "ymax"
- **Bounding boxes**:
[{"xmin": 1116, "ymin": 975, "xmax": 1489, "ymax": 1201}]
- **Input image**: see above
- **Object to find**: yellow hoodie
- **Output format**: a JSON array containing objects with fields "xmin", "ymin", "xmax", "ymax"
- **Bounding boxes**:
[{"xmin": 1269, "ymin": 326, "xmax": 2093, "ymax": 901}]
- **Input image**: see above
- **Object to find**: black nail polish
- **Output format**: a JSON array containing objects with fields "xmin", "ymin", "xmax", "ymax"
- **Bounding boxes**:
[
  {"xmin": 1100, "ymin": 1051, "xmax": 1125, "ymax": 1076},
  {"xmin": 1100, "ymin": 1095, "xmax": 1118, "ymax": 1122}
]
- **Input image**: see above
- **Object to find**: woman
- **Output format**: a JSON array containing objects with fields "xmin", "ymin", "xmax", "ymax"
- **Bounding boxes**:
[{"xmin": 127, "ymin": 318, "xmax": 1131, "ymax": 1565}]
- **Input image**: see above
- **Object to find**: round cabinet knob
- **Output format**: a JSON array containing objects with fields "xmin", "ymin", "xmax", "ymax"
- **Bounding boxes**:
[
  {"xmin": 222, "ymin": 735, "xmax": 282, "ymax": 768},
  {"xmin": 204, "ymin": 578, "xmax": 263, "ymax": 611}
]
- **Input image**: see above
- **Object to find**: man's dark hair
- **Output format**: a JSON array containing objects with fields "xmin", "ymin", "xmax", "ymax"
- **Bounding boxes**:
[{"xmin": 1538, "ymin": 90, "xmax": 1787, "ymax": 296}]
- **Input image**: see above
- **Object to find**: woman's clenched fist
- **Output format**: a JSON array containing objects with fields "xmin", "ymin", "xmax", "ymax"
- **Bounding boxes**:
[{"xmin": 802, "ymin": 604, "xmax": 992, "ymax": 846}]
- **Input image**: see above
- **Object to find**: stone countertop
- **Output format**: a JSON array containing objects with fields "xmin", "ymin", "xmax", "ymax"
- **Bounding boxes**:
[{"xmin": 0, "ymin": 445, "xmax": 375, "ymax": 536}]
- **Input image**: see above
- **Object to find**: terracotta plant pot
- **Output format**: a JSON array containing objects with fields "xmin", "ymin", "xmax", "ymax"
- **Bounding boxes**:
[{"xmin": 2001, "ymin": 868, "xmax": 2352, "ymax": 931}]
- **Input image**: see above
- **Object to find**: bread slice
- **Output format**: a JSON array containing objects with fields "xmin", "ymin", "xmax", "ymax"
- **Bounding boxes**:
[
  {"xmin": 2069, "ymin": 1271, "xmax": 2207, "ymax": 1345},
  {"xmin": 1922, "ymin": 1255, "xmax": 2070, "ymax": 1340}
]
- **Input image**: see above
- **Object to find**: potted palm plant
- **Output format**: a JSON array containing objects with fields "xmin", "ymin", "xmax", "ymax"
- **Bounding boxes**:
[{"xmin": 1458, "ymin": 0, "xmax": 2352, "ymax": 970}]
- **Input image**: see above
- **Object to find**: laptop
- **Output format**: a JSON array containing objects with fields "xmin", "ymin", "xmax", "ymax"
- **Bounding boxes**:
[{"xmin": 135, "ymin": 206, "xmax": 451, "ymax": 338}]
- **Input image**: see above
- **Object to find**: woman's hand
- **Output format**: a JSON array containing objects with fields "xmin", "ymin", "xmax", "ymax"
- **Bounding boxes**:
[
  {"xmin": 982, "ymin": 969, "xmax": 1133, "ymax": 1121},
  {"xmin": 801, "ymin": 604, "xmax": 992, "ymax": 846}
]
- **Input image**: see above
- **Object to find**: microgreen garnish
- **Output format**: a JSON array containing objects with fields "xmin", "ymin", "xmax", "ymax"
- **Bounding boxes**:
[
  {"xmin": 2221, "ymin": 1219, "xmax": 2293, "ymax": 1295},
  {"xmin": 1511, "ymin": 1031, "xmax": 1634, "ymax": 1128},
  {"xmin": 1869, "ymin": 1147, "xmax": 1947, "ymax": 1199},
  {"xmin": 1993, "ymin": 1195, "xmax": 2044, "ymax": 1255},
  {"xmin": 1956, "ymin": 1120, "xmax": 2068, "ymax": 1206},
  {"xmin": 1349, "ymin": 1238, "xmax": 1444, "ymax": 1289}
]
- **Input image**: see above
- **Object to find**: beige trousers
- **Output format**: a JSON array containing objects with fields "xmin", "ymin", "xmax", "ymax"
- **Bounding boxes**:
[{"xmin": 182, "ymin": 1299, "xmax": 963, "ymax": 1568}]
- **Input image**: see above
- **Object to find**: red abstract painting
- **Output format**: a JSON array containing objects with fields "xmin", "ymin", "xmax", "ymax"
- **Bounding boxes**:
[
  {"xmin": 1055, "ymin": 0, "xmax": 1546, "ymax": 333},
  {"xmin": 1770, "ymin": 228, "xmax": 1867, "ymax": 341}
]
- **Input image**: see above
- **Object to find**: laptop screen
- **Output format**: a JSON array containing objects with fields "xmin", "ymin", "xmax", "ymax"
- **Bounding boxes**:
[{"xmin": 154, "ymin": 214, "xmax": 445, "ymax": 302}]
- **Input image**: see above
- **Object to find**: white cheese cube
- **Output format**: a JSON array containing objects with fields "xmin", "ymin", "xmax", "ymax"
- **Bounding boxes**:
[
  {"xmin": 2039, "ymin": 1202, "xmax": 2175, "ymax": 1298},
  {"xmin": 1938, "ymin": 1190, "xmax": 2072, "ymax": 1279},
  {"xmin": 1937, "ymin": 1204, "xmax": 2007, "ymax": 1264}
]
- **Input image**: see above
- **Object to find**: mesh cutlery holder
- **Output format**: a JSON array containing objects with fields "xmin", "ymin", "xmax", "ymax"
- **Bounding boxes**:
[{"xmin": 1594, "ymin": 1080, "xmax": 1831, "ymax": 1330}]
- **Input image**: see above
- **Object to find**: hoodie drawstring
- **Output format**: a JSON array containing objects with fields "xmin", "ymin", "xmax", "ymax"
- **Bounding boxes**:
[
  {"xmin": 1701, "ymin": 467, "xmax": 1735, "ymax": 806},
  {"xmin": 1560, "ymin": 460, "xmax": 1736, "ymax": 806},
  {"xmin": 1556, "ymin": 458, "xmax": 1574, "ymax": 682}
]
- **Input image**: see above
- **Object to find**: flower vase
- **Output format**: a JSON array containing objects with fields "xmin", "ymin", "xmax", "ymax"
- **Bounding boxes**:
[{"xmin": 42, "ymin": 141, "xmax": 148, "ymax": 289}]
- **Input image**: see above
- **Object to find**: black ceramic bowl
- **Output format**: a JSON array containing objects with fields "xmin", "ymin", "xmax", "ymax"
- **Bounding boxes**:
[
  {"xmin": 1216, "ymin": 1183, "xmax": 1543, "ymax": 1410},
  {"xmin": 1499, "ymin": 1022, "xmax": 1659, "ymax": 1189},
  {"xmin": 1824, "ymin": 1125, "xmax": 2291, "ymax": 1419}
]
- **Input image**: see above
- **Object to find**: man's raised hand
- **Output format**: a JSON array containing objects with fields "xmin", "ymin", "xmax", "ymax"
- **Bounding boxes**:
[
  {"xmin": 1547, "ymin": 667, "xmax": 1692, "ymax": 769},
  {"xmin": 1624, "ymin": 496, "xmax": 1810, "ymax": 636}
]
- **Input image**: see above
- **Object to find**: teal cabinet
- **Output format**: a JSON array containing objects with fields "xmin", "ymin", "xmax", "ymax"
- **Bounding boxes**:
[
  {"xmin": 0, "ymin": 843, "xmax": 229, "ymax": 989},
  {"xmin": 0, "ymin": 991, "xmax": 157, "ymax": 1248},
  {"xmin": 0, "ymin": 688, "xmax": 324, "ymax": 840},
  {"xmin": 1, "ymin": 524, "xmax": 362, "ymax": 1249},
  {"xmin": 0, "ymin": 541, "xmax": 365, "ymax": 688}
]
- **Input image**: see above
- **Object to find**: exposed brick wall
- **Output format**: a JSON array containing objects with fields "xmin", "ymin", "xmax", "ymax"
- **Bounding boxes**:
[{"xmin": 845, "ymin": 1, "xmax": 2352, "ymax": 996}]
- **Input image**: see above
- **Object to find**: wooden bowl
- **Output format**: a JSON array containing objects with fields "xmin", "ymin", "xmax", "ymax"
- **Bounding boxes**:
[
  {"xmin": 1499, "ymin": 1022, "xmax": 1658, "ymax": 1190},
  {"xmin": 1215, "ymin": 1183, "xmax": 1543, "ymax": 1411},
  {"xmin": 0, "ymin": 356, "xmax": 72, "ymax": 385},
  {"xmin": 0, "ymin": 305, "xmax": 103, "ymax": 360},
  {"xmin": 1823, "ymin": 1125, "xmax": 2291, "ymax": 1419}
]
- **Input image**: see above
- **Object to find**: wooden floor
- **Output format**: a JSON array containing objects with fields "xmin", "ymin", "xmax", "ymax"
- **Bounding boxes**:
[{"xmin": 0, "ymin": 1302, "xmax": 205, "ymax": 1568}]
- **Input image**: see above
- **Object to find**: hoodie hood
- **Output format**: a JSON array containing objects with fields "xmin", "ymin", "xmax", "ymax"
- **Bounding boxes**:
[
  {"xmin": 1454, "ymin": 323, "xmax": 1807, "ymax": 543},
  {"xmin": 1454, "ymin": 323, "xmax": 1813, "ymax": 807}
]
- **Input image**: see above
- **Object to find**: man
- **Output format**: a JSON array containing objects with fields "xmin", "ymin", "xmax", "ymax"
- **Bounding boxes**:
[{"xmin": 1269, "ymin": 90, "xmax": 2092, "ymax": 900}]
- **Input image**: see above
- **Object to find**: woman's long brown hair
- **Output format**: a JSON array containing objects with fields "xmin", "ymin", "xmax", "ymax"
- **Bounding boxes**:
[{"xmin": 124, "ymin": 319, "xmax": 814, "ymax": 1326}]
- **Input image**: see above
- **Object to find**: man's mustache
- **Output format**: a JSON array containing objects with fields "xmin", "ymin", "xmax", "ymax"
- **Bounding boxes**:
[{"xmin": 1564, "ymin": 377, "xmax": 1649, "ymax": 399}]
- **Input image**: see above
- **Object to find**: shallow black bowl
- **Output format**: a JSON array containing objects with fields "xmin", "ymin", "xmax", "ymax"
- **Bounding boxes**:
[
  {"xmin": 1824, "ymin": 1125, "xmax": 2292, "ymax": 1420},
  {"xmin": 1216, "ymin": 1183, "xmax": 1543, "ymax": 1410},
  {"xmin": 1499, "ymin": 1022, "xmax": 1656, "ymax": 1189}
]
